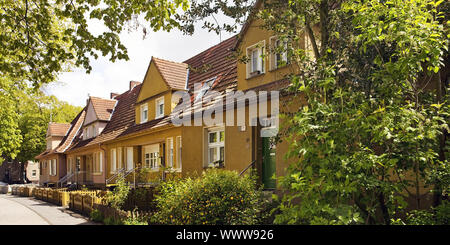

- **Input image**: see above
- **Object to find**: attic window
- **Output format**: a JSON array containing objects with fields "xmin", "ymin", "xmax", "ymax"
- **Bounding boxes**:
[
  {"xmin": 246, "ymin": 41, "xmax": 265, "ymax": 78},
  {"xmin": 155, "ymin": 97, "xmax": 165, "ymax": 119},
  {"xmin": 141, "ymin": 104, "xmax": 148, "ymax": 123},
  {"xmin": 270, "ymin": 36, "xmax": 288, "ymax": 70},
  {"xmin": 194, "ymin": 77, "xmax": 216, "ymax": 102}
]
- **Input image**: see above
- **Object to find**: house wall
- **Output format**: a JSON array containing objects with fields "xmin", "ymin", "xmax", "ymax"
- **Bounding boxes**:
[
  {"xmin": 104, "ymin": 126, "xmax": 182, "ymax": 180},
  {"xmin": 137, "ymin": 61, "xmax": 169, "ymax": 103},
  {"xmin": 84, "ymin": 101, "xmax": 98, "ymax": 126},
  {"xmin": 135, "ymin": 92, "xmax": 173, "ymax": 124},
  {"xmin": 66, "ymin": 146, "xmax": 106, "ymax": 186},
  {"xmin": 46, "ymin": 136, "xmax": 64, "ymax": 150},
  {"xmin": 26, "ymin": 161, "xmax": 39, "ymax": 183}
]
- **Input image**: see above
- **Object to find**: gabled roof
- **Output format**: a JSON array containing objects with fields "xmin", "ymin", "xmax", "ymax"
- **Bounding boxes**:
[
  {"xmin": 36, "ymin": 108, "xmax": 86, "ymax": 159},
  {"xmin": 89, "ymin": 96, "xmax": 117, "ymax": 122},
  {"xmin": 47, "ymin": 123, "xmax": 71, "ymax": 137},
  {"xmin": 152, "ymin": 57, "xmax": 188, "ymax": 90},
  {"xmin": 67, "ymin": 84, "xmax": 142, "ymax": 151},
  {"xmin": 184, "ymin": 35, "xmax": 238, "ymax": 93}
]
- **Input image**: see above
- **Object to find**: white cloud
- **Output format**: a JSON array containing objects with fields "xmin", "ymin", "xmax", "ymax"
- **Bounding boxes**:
[{"xmin": 44, "ymin": 17, "xmax": 238, "ymax": 107}]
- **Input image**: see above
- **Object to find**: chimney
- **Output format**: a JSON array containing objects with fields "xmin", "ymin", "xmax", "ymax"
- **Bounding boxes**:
[
  {"xmin": 130, "ymin": 81, "xmax": 141, "ymax": 90},
  {"xmin": 110, "ymin": 92, "xmax": 119, "ymax": 99}
]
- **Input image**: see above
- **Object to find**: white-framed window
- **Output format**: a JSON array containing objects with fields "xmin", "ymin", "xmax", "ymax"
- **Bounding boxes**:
[
  {"xmin": 270, "ymin": 36, "xmax": 288, "ymax": 70},
  {"xmin": 50, "ymin": 159, "xmax": 57, "ymax": 176},
  {"xmin": 126, "ymin": 147, "xmax": 133, "ymax": 170},
  {"xmin": 246, "ymin": 41, "xmax": 265, "ymax": 78},
  {"xmin": 207, "ymin": 128, "xmax": 225, "ymax": 167},
  {"xmin": 155, "ymin": 97, "xmax": 164, "ymax": 119},
  {"xmin": 110, "ymin": 148, "xmax": 117, "ymax": 173},
  {"xmin": 140, "ymin": 104, "xmax": 148, "ymax": 123},
  {"xmin": 118, "ymin": 147, "xmax": 123, "ymax": 170},
  {"xmin": 176, "ymin": 136, "xmax": 182, "ymax": 170},
  {"xmin": 143, "ymin": 144, "xmax": 159, "ymax": 170},
  {"xmin": 166, "ymin": 138, "xmax": 174, "ymax": 168},
  {"xmin": 91, "ymin": 125, "xmax": 96, "ymax": 137},
  {"xmin": 83, "ymin": 128, "xmax": 88, "ymax": 140},
  {"xmin": 68, "ymin": 158, "xmax": 73, "ymax": 174},
  {"xmin": 93, "ymin": 152, "xmax": 103, "ymax": 173},
  {"xmin": 32, "ymin": 170, "xmax": 37, "ymax": 177}
]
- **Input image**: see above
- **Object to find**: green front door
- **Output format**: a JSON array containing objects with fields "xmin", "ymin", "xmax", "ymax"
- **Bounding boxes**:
[{"xmin": 262, "ymin": 137, "xmax": 276, "ymax": 189}]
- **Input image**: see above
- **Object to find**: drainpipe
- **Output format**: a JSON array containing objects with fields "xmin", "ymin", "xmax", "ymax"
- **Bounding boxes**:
[{"xmin": 99, "ymin": 143, "xmax": 108, "ymax": 190}]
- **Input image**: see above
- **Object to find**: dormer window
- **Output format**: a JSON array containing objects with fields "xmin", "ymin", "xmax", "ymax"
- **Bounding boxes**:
[
  {"xmin": 270, "ymin": 37, "xmax": 288, "ymax": 70},
  {"xmin": 194, "ymin": 77, "xmax": 216, "ymax": 102},
  {"xmin": 141, "ymin": 104, "xmax": 148, "ymax": 123},
  {"xmin": 156, "ymin": 97, "xmax": 164, "ymax": 119},
  {"xmin": 246, "ymin": 41, "xmax": 265, "ymax": 78}
]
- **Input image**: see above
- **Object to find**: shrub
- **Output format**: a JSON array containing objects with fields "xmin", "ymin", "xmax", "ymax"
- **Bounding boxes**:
[
  {"xmin": 123, "ymin": 216, "xmax": 148, "ymax": 225},
  {"xmin": 90, "ymin": 209, "xmax": 104, "ymax": 223},
  {"xmin": 105, "ymin": 178, "xmax": 130, "ymax": 210},
  {"xmin": 103, "ymin": 216, "xmax": 123, "ymax": 225},
  {"xmin": 153, "ymin": 168, "xmax": 264, "ymax": 225},
  {"xmin": 400, "ymin": 201, "xmax": 450, "ymax": 225}
]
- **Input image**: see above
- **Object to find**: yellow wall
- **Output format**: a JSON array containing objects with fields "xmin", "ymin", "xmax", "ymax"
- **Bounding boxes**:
[
  {"xmin": 137, "ymin": 61, "xmax": 169, "ymax": 103},
  {"xmin": 135, "ymin": 92, "xmax": 173, "ymax": 123},
  {"xmin": 237, "ymin": 19, "xmax": 314, "ymax": 91},
  {"xmin": 104, "ymin": 126, "xmax": 182, "ymax": 181}
]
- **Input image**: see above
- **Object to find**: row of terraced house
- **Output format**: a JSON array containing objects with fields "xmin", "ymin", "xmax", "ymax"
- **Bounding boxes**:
[{"xmin": 35, "ymin": 2, "xmax": 313, "ymax": 190}]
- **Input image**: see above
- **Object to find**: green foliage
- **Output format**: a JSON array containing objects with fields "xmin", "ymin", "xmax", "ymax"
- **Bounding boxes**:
[
  {"xmin": 105, "ymin": 178, "xmax": 130, "ymax": 210},
  {"xmin": 399, "ymin": 201, "xmax": 450, "ymax": 225},
  {"xmin": 0, "ymin": 0, "xmax": 190, "ymax": 88},
  {"xmin": 90, "ymin": 209, "xmax": 104, "ymax": 223},
  {"xmin": 153, "ymin": 168, "xmax": 264, "ymax": 225},
  {"xmin": 246, "ymin": 0, "xmax": 450, "ymax": 225},
  {"xmin": 103, "ymin": 216, "xmax": 123, "ymax": 225}
]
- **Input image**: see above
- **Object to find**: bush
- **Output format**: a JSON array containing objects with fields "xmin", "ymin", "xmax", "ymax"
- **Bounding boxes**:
[
  {"xmin": 123, "ymin": 216, "xmax": 148, "ymax": 225},
  {"xmin": 90, "ymin": 209, "xmax": 104, "ymax": 223},
  {"xmin": 103, "ymin": 216, "xmax": 123, "ymax": 225},
  {"xmin": 401, "ymin": 201, "xmax": 450, "ymax": 225},
  {"xmin": 105, "ymin": 178, "xmax": 130, "ymax": 210},
  {"xmin": 153, "ymin": 168, "xmax": 264, "ymax": 225}
]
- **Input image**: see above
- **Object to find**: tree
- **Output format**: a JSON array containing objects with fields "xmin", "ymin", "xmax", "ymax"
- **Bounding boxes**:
[
  {"xmin": 16, "ymin": 91, "xmax": 82, "ymax": 163},
  {"xmin": 0, "ymin": 0, "xmax": 189, "ymax": 161},
  {"xmin": 178, "ymin": 0, "xmax": 449, "ymax": 224}
]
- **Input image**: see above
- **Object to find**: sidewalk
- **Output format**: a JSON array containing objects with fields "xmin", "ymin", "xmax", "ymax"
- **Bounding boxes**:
[{"xmin": 0, "ymin": 194, "xmax": 98, "ymax": 225}]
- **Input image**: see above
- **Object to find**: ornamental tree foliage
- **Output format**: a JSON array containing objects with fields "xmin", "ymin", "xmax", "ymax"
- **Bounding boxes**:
[
  {"xmin": 0, "ymin": 0, "xmax": 189, "ymax": 161},
  {"xmin": 183, "ymin": 0, "xmax": 449, "ymax": 224}
]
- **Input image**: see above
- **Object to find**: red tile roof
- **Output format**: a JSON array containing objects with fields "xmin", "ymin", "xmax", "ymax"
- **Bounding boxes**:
[
  {"xmin": 184, "ymin": 35, "xmax": 238, "ymax": 93},
  {"xmin": 47, "ymin": 123, "xmax": 71, "ymax": 137},
  {"xmin": 89, "ymin": 96, "xmax": 117, "ymax": 121},
  {"xmin": 67, "ymin": 84, "xmax": 142, "ymax": 151},
  {"xmin": 36, "ymin": 108, "xmax": 86, "ymax": 159},
  {"xmin": 153, "ymin": 57, "xmax": 188, "ymax": 90}
]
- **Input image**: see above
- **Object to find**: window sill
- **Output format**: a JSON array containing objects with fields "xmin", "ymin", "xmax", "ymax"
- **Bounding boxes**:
[
  {"xmin": 155, "ymin": 115, "xmax": 164, "ymax": 120},
  {"xmin": 246, "ymin": 72, "xmax": 265, "ymax": 80},
  {"xmin": 203, "ymin": 165, "xmax": 225, "ymax": 170},
  {"xmin": 93, "ymin": 172, "xmax": 103, "ymax": 176}
]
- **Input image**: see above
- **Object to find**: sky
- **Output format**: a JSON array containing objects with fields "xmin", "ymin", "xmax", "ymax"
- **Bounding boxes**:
[{"xmin": 42, "ymin": 16, "xmax": 238, "ymax": 107}]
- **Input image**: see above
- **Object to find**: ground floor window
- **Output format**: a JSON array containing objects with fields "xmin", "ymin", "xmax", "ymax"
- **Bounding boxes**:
[
  {"xmin": 206, "ymin": 127, "xmax": 225, "ymax": 167},
  {"xmin": 176, "ymin": 136, "xmax": 182, "ymax": 170},
  {"xmin": 93, "ymin": 152, "xmax": 103, "ymax": 173},
  {"xmin": 110, "ymin": 148, "xmax": 117, "ymax": 173},
  {"xmin": 50, "ymin": 159, "xmax": 57, "ymax": 176},
  {"xmin": 143, "ymin": 144, "xmax": 160, "ymax": 170}
]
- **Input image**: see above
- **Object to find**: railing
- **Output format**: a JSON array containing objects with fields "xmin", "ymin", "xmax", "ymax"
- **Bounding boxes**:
[
  {"xmin": 57, "ymin": 172, "xmax": 75, "ymax": 188},
  {"xmin": 106, "ymin": 168, "xmax": 125, "ymax": 185},
  {"xmin": 239, "ymin": 160, "xmax": 256, "ymax": 177}
]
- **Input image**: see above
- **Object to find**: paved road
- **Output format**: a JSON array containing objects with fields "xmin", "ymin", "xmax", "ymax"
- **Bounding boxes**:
[{"xmin": 0, "ymin": 194, "xmax": 98, "ymax": 225}]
